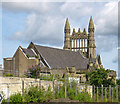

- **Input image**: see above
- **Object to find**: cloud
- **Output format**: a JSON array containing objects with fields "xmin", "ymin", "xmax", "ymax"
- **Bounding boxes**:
[
  {"xmin": 96, "ymin": 34, "xmax": 118, "ymax": 53},
  {"xmin": 112, "ymin": 55, "xmax": 118, "ymax": 63},
  {"xmin": 95, "ymin": 1, "xmax": 118, "ymax": 36},
  {"xmin": 60, "ymin": 2, "xmax": 93, "ymax": 19},
  {"xmin": 2, "ymin": 0, "xmax": 118, "ymax": 2},
  {"xmin": 10, "ymin": 13, "xmax": 65, "ymax": 46},
  {"xmin": 3, "ymin": 2, "xmax": 60, "ymax": 13},
  {"xmin": 3, "ymin": 2, "xmax": 94, "ymax": 47},
  {"xmin": 3, "ymin": 2, "xmax": 118, "ymax": 51},
  {"xmin": 94, "ymin": 1, "xmax": 118, "ymax": 53}
]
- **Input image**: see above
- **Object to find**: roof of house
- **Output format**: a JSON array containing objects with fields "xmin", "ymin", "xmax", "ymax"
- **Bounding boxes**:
[
  {"xmin": 22, "ymin": 48, "xmax": 35, "ymax": 57},
  {"xmin": 34, "ymin": 44, "xmax": 89, "ymax": 70}
]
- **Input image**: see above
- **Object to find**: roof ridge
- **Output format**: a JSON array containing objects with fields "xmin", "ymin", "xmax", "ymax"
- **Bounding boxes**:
[
  {"xmin": 34, "ymin": 44, "xmax": 88, "ymax": 60},
  {"xmin": 34, "ymin": 44, "xmax": 80, "ymax": 53}
]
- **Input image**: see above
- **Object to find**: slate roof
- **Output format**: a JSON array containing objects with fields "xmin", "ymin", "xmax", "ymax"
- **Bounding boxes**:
[
  {"xmin": 34, "ymin": 44, "xmax": 89, "ymax": 70},
  {"xmin": 22, "ymin": 48, "xmax": 35, "ymax": 57}
]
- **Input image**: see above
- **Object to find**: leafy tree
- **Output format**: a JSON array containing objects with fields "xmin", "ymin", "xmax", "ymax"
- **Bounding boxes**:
[
  {"xmin": 86, "ymin": 68, "xmax": 115, "ymax": 87},
  {"xmin": 116, "ymin": 79, "xmax": 120, "ymax": 85}
]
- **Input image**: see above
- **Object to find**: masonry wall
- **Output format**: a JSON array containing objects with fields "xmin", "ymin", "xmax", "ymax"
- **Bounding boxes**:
[
  {"xmin": 0, "ymin": 77, "xmax": 61, "ymax": 99},
  {"xmin": 3, "ymin": 58, "xmax": 13, "ymax": 75},
  {"xmin": 14, "ymin": 48, "xmax": 38, "ymax": 77},
  {"xmin": 3, "ymin": 47, "xmax": 39, "ymax": 77},
  {"xmin": 50, "ymin": 68, "xmax": 67, "ymax": 77},
  {"xmin": 0, "ymin": 77, "xmax": 92, "ymax": 99},
  {"xmin": 0, "ymin": 70, "xmax": 3, "ymax": 76},
  {"xmin": 14, "ymin": 48, "xmax": 20, "ymax": 76}
]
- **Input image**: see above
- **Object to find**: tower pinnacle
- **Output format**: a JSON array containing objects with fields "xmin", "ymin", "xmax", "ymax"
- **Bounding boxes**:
[
  {"xmin": 83, "ymin": 28, "xmax": 87, "ymax": 34},
  {"xmin": 87, "ymin": 16, "xmax": 96, "ymax": 59},
  {"xmin": 88, "ymin": 16, "xmax": 94, "ymax": 32},
  {"xmin": 64, "ymin": 17, "xmax": 71, "ymax": 50},
  {"xmin": 65, "ymin": 18, "xmax": 70, "ymax": 30}
]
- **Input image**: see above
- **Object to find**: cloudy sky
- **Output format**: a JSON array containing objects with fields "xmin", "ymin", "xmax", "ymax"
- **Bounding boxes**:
[{"xmin": 0, "ymin": 1, "xmax": 119, "ymax": 77}]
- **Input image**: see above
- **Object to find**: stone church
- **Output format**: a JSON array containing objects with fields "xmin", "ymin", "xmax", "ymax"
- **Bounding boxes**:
[{"xmin": 3, "ymin": 17, "xmax": 103, "ymax": 82}]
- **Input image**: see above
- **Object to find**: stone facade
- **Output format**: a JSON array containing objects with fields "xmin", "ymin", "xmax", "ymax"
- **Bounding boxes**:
[
  {"xmin": 3, "ymin": 16, "xmax": 104, "ymax": 82},
  {"xmin": 4, "ymin": 46, "xmax": 39, "ymax": 77},
  {"xmin": 63, "ymin": 17, "xmax": 104, "ymax": 72},
  {"xmin": 3, "ymin": 58, "xmax": 13, "ymax": 74},
  {"xmin": 64, "ymin": 16, "xmax": 96, "ymax": 59}
]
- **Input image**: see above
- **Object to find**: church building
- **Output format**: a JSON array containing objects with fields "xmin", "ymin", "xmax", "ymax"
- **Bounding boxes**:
[{"xmin": 3, "ymin": 17, "xmax": 103, "ymax": 82}]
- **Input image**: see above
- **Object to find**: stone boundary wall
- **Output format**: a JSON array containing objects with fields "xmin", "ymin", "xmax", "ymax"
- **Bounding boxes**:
[
  {"xmin": 0, "ymin": 70, "xmax": 3, "ymax": 76},
  {"xmin": 0, "ymin": 77, "xmax": 92, "ymax": 99}
]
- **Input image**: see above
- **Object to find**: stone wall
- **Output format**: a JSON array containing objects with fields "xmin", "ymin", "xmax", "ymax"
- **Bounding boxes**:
[
  {"xmin": 3, "ymin": 58, "xmax": 13, "ymax": 75},
  {"xmin": 3, "ymin": 47, "xmax": 38, "ymax": 77},
  {"xmin": 50, "ymin": 68, "xmax": 66, "ymax": 76},
  {"xmin": 0, "ymin": 77, "xmax": 60, "ymax": 99},
  {"xmin": 0, "ymin": 70, "xmax": 3, "ymax": 76},
  {"xmin": 17, "ymin": 47, "xmax": 38, "ymax": 77},
  {"xmin": 0, "ymin": 77, "xmax": 92, "ymax": 99}
]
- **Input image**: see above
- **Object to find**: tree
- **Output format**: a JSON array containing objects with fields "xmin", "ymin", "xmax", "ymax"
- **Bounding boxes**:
[
  {"xmin": 116, "ymin": 79, "xmax": 120, "ymax": 85},
  {"xmin": 86, "ymin": 68, "xmax": 115, "ymax": 87}
]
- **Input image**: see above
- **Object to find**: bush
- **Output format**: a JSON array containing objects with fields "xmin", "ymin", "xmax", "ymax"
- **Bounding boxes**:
[
  {"xmin": 67, "ymin": 88, "xmax": 76, "ymax": 100},
  {"xmin": 67, "ymin": 81, "xmax": 91, "ymax": 102},
  {"xmin": 24, "ymin": 86, "xmax": 45, "ymax": 102},
  {"xmin": 54, "ymin": 80, "xmax": 92, "ymax": 102},
  {"xmin": 77, "ymin": 92, "xmax": 90, "ymax": 102},
  {"xmin": 2, "ymin": 93, "xmax": 22, "ymax": 103},
  {"xmin": 2, "ymin": 99, "xmax": 8, "ymax": 104},
  {"xmin": 55, "ymin": 85, "xmax": 65, "ymax": 99},
  {"xmin": 5, "ymin": 73, "xmax": 13, "ymax": 77},
  {"xmin": 25, "ymin": 65, "xmax": 41, "ymax": 78},
  {"xmin": 9, "ymin": 93, "xmax": 23, "ymax": 103},
  {"xmin": 4, "ymin": 73, "xmax": 17, "ymax": 77},
  {"xmin": 45, "ymin": 86, "xmax": 53, "ymax": 102},
  {"xmin": 24, "ymin": 86, "xmax": 53, "ymax": 102}
]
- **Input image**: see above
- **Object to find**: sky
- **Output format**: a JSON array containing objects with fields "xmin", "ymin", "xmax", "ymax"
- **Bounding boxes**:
[{"xmin": 0, "ymin": 1, "xmax": 119, "ymax": 77}]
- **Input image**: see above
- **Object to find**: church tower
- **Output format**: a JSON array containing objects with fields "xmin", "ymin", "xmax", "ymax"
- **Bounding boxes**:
[
  {"xmin": 64, "ymin": 18, "xmax": 71, "ymax": 50},
  {"xmin": 87, "ymin": 16, "xmax": 96, "ymax": 59}
]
